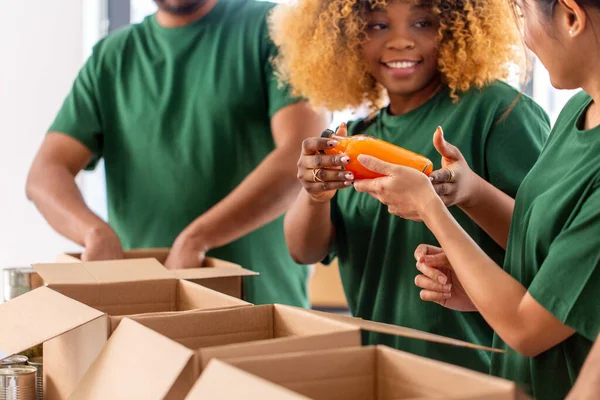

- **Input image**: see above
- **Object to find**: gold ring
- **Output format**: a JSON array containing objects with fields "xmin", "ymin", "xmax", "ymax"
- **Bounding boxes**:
[
  {"xmin": 445, "ymin": 167, "xmax": 455, "ymax": 182},
  {"xmin": 313, "ymin": 168, "xmax": 324, "ymax": 183}
]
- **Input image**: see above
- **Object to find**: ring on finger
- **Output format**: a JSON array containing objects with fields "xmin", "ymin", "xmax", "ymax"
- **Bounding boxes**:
[
  {"xmin": 444, "ymin": 167, "xmax": 455, "ymax": 182},
  {"xmin": 313, "ymin": 168, "xmax": 324, "ymax": 183}
]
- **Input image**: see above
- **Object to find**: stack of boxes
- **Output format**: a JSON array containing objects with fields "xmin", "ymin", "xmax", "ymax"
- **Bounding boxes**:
[{"xmin": 0, "ymin": 250, "xmax": 528, "ymax": 399}]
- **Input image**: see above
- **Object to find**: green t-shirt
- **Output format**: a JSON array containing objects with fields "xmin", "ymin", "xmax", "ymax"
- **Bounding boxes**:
[
  {"xmin": 48, "ymin": 0, "xmax": 309, "ymax": 307},
  {"xmin": 328, "ymin": 82, "xmax": 550, "ymax": 372},
  {"xmin": 490, "ymin": 91, "xmax": 600, "ymax": 399}
]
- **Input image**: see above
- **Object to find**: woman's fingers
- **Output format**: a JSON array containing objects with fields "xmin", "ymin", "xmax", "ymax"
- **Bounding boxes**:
[
  {"xmin": 414, "ymin": 244, "xmax": 444, "ymax": 260},
  {"xmin": 419, "ymin": 289, "xmax": 451, "ymax": 303},
  {"xmin": 416, "ymin": 260, "xmax": 449, "ymax": 285},
  {"xmin": 298, "ymin": 153, "xmax": 350, "ymax": 169},
  {"xmin": 414, "ymin": 274, "xmax": 452, "ymax": 293},
  {"xmin": 301, "ymin": 168, "xmax": 353, "ymax": 183},
  {"xmin": 304, "ymin": 181, "xmax": 352, "ymax": 193},
  {"xmin": 301, "ymin": 137, "xmax": 339, "ymax": 154}
]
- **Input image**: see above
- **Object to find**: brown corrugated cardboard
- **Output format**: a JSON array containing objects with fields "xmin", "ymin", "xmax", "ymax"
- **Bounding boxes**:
[
  {"xmin": 115, "ymin": 304, "xmax": 361, "ymax": 370},
  {"xmin": 0, "ymin": 287, "xmax": 105, "ymax": 360},
  {"xmin": 76, "ymin": 306, "xmax": 362, "ymax": 398},
  {"xmin": 8, "ymin": 259, "xmax": 252, "ymax": 400},
  {"xmin": 309, "ymin": 260, "xmax": 348, "ymax": 309},
  {"xmin": 33, "ymin": 259, "xmax": 250, "ymax": 315},
  {"xmin": 218, "ymin": 346, "xmax": 528, "ymax": 400},
  {"xmin": 0, "ymin": 288, "xmax": 108, "ymax": 398},
  {"xmin": 300, "ymin": 307, "xmax": 505, "ymax": 352},
  {"xmin": 70, "ymin": 319, "xmax": 195, "ymax": 400},
  {"xmin": 186, "ymin": 359, "xmax": 310, "ymax": 400},
  {"xmin": 77, "ymin": 304, "xmax": 505, "ymax": 399},
  {"xmin": 55, "ymin": 248, "xmax": 258, "ymax": 298}
]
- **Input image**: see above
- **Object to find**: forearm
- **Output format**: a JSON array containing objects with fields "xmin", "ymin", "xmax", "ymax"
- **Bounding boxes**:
[
  {"xmin": 284, "ymin": 190, "xmax": 335, "ymax": 264},
  {"xmin": 424, "ymin": 197, "xmax": 530, "ymax": 347},
  {"xmin": 182, "ymin": 146, "xmax": 303, "ymax": 249},
  {"xmin": 460, "ymin": 176, "xmax": 514, "ymax": 249},
  {"xmin": 26, "ymin": 164, "xmax": 111, "ymax": 246}
]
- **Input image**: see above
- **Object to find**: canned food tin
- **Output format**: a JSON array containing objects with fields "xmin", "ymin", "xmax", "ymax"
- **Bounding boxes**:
[
  {"xmin": 0, "ymin": 366, "xmax": 36, "ymax": 400},
  {"xmin": 0, "ymin": 357, "xmax": 27, "ymax": 368},
  {"xmin": 26, "ymin": 359, "xmax": 42, "ymax": 400},
  {"xmin": 2, "ymin": 268, "xmax": 40, "ymax": 304}
]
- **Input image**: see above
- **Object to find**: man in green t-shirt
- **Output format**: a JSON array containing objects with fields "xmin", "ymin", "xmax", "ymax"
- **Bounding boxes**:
[{"xmin": 25, "ymin": 0, "xmax": 327, "ymax": 306}]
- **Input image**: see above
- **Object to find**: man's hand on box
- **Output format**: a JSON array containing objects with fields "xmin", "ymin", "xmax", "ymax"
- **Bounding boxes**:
[
  {"xmin": 82, "ymin": 225, "xmax": 123, "ymax": 261},
  {"xmin": 164, "ymin": 232, "xmax": 208, "ymax": 269}
]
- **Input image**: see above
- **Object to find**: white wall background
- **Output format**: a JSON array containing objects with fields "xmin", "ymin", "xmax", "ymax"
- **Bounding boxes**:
[{"xmin": 0, "ymin": 1, "xmax": 107, "ymax": 270}]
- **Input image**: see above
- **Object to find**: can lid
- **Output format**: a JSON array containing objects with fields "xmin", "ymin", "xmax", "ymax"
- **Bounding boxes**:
[
  {"xmin": 27, "ymin": 358, "xmax": 42, "ymax": 366},
  {"xmin": 0, "ymin": 355, "xmax": 28, "ymax": 366},
  {"xmin": 0, "ymin": 366, "xmax": 37, "ymax": 376},
  {"xmin": 321, "ymin": 129, "xmax": 335, "ymax": 138}
]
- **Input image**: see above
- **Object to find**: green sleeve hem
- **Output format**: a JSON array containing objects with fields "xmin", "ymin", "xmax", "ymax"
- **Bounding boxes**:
[{"xmin": 528, "ymin": 286, "xmax": 597, "ymax": 341}]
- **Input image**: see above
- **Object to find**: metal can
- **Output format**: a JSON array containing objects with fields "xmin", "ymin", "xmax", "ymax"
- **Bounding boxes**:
[
  {"xmin": 26, "ymin": 359, "xmax": 42, "ymax": 400},
  {"xmin": 0, "ymin": 356, "xmax": 28, "ymax": 368},
  {"xmin": 2, "ymin": 268, "xmax": 40, "ymax": 304},
  {"xmin": 0, "ymin": 366, "xmax": 37, "ymax": 400}
]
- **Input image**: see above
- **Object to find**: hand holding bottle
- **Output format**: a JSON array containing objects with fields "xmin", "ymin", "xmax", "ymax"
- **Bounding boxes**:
[{"xmin": 296, "ymin": 123, "xmax": 354, "ymax": 202}]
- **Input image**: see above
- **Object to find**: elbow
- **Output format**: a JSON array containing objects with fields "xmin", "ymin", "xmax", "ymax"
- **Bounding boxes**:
[
  {"xmin": 25, "ymin": 169, "xmax": 38, "ymax": 202},
  {"xmin": 288, "ymin": 248, "xmax": 311, "ymax": 265},
  {"xmin": 504, "ymin": 333, "xmax": 546, "ymax": 358}
]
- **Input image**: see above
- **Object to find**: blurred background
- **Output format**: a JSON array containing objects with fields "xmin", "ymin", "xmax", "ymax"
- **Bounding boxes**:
[{"xmin": 0, "ymin": 1, "xmax": 578, "ymax": 307}]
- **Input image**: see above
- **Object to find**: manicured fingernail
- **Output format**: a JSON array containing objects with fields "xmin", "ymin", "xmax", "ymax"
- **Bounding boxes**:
[
  {"xmin": 344, "ymin": 181, "xmax": 352, "ymax": 186},
  {"xmin": 437, "ymin": 275, "xmax": 447, "ymax": 284},
  {"xmin": 341, "ymin": 122, "xmax": 347, "ymax": 127},
  {"xmin": 341, "ymin": 156, "xmax": 350, "ymax": 164},
  {"xmin": 345, "ymin": 173, "xmax": 354, "ymax": 180},
  {"xmin": 443, "ymin": 284, "xmax": 452, "ymax": 292},
  {"xmin": 444, "ymin": 292, "xmax": 452, "ymax": 298},
  {"xmin": 327, "ymin": 140, "xmax": 338, "ymax": 147}
]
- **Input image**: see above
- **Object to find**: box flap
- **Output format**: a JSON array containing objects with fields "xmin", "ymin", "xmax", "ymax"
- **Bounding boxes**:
[
  {"xmin": 186, "ymin": 359, "xmax": 310, "ymax": 400},
  {"xmin": 301, "ymin": 308, "xmax": 504, "ymax": 353},
  {"xmin": 54, "ymin": 253, "xmax": 82, "ymax": 263},
  {"xmin": 172, "ymin": 265, "xmax": 259, "ymax": 280},
  {"xmin": 0, "ymin": 287, "xmax": 104, "ymax": 359},
  {"xmin": 71, "ymin": 318, "xmax": 195, "ymax": 400},
  {"xmin": 33, "ymin": 258, "xmax": 173, "ymax": 285}
]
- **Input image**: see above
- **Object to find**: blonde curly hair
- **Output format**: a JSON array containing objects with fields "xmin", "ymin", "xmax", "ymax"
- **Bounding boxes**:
[{"xmin": 268, "ymin": 0, "xmax": 524, "ymax": 111}]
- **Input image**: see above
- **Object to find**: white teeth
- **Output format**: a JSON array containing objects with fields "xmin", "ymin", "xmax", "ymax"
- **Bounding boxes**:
[{"xmin": 386, "ymin": 61, "xmax": 418, "ymax": 69}]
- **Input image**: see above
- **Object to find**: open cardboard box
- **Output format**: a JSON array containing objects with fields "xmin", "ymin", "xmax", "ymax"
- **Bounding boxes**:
[
  {"xmin": 56, "ymin": 248, "xmax": 258, "ymax": 299},
  {"xmin": 188, "ymin": 346, "xmax": 529, "ymax": 400},
  {"xmin": 188, "ymin": 360, "xmax": 310, "ymax": 400},
  {"xmin": 71, "ymin": 307, "xmax": 505, "ymax": 400},
  {"xmin": 0, "ymin": 258, "xmax": 251, "ymax": 400}
]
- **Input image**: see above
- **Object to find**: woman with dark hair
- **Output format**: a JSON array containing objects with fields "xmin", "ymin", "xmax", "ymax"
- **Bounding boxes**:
[{"xmin": 347, "ymin": 0, "xmax": 600, "ymax": 398}]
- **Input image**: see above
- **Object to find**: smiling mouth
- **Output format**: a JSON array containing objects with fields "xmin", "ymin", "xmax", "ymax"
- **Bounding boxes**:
[{"xmin": 382, "ymin": 60, "xmax": 422, "ymax": 69}]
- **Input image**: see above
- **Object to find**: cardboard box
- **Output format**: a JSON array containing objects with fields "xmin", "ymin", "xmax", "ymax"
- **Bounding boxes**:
[
  {"xmin": 309, "ymin": 260, "xmax": 348, "ymax": 309},
  {"xmin": 191, "ymin": 346, "xmax": 528, "ymax": 400},
  {"xmin": 187, "ymin": 359, "xmax": 309, "ymax": 400},
  {"xmin": 56, "ymin": 248, "xmax": 258, "ymax": 298},
  {"xmin": 72, "ymin": 306, "xmax": 504, "ymax": 399},
  {"xmin": 0, "ymin": 258, "xmax": 251, "ymax": 400}
]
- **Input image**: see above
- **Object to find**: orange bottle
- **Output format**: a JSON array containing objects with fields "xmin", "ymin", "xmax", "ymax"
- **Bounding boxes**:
[{"xmin": 321, "ymin": 129, "xmax": 433, "ymax": 180}]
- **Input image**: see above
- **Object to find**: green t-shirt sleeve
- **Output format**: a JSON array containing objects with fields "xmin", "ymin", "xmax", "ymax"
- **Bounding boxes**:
[
  {"xmin": 49, "ymin": 47, "xmax": 104, "ymax": 169},
  {"xmin": 528, "ymin": 182, "xmax": 600, "ymax": 341},
  {"xmin": 262, "ymin": 20, "xmax": 302, "ymax": 118},
  {"xmin": 484, "ymin": 97, "xmax": 550, "ymax": 197}
]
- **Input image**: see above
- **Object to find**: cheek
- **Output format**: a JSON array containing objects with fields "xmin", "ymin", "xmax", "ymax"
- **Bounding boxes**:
[{"xmin": 361, "ymin": 40, "xmax": 381, "ymax": 71}]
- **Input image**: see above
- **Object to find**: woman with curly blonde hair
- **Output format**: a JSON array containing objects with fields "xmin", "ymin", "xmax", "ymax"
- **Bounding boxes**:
[{"xmin": 278, "ymin": 0, "xmax": 550, "ymax": 372}]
